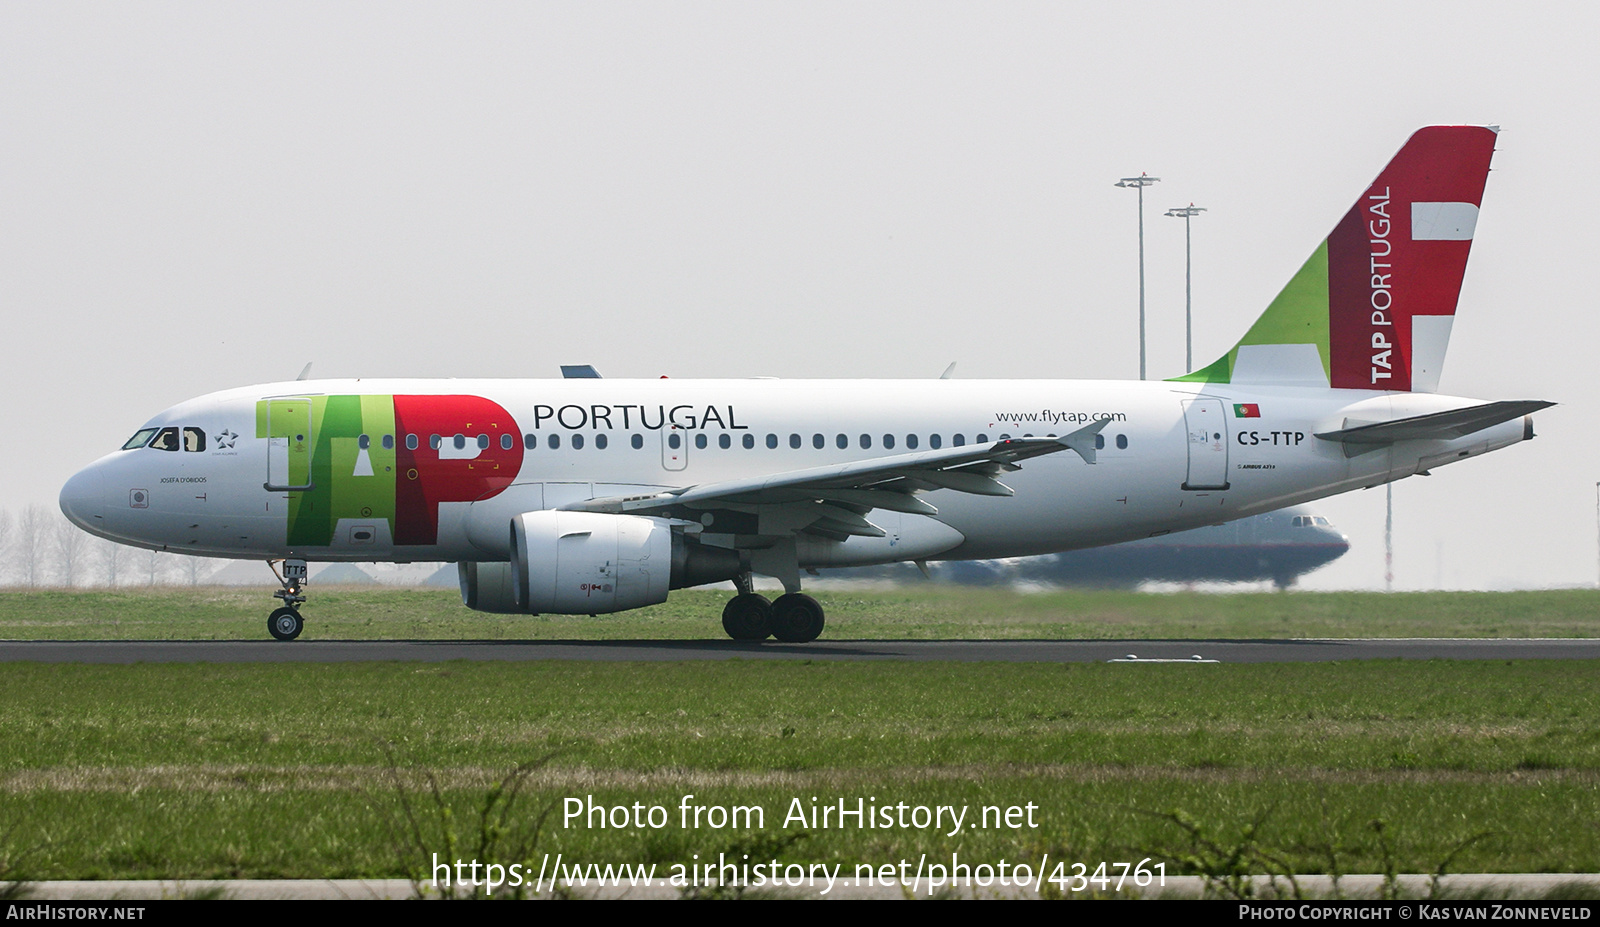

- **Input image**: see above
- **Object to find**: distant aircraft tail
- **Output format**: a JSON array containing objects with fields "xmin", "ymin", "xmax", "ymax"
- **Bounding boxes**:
[{"xmin": 1173, "ymin": 125, "xmax": 1498, "ymax": 392}]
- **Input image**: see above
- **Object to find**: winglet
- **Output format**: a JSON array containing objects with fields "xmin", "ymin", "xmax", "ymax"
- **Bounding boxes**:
[{"xmin": 1060, "ymin": 417, "xmax": 1113, "ymax": 464}]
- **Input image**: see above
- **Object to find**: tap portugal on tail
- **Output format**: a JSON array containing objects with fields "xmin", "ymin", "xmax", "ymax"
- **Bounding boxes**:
[{"xmin": 60, "ymin": 126, "xmax": 1551, "ymax": 642}]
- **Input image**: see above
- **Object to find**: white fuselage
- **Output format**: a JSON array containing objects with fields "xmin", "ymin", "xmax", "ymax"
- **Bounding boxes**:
[{"xmin": 60, "ymin": 377, "xmax": 1527, "ymax": 568}]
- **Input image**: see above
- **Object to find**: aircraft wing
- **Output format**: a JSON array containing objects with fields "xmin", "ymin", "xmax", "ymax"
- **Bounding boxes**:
[
  {"xmin": 1314, "ymin": 400, "xmax": 1554, "ymax": 448},
  {"xmin": 566, "ymin": 418, "xmax": 1112, "ymax": 538}
]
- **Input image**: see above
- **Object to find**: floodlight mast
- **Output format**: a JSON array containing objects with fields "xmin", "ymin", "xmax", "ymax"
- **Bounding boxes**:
[
  {"xmin": 1165, "ymin": 204, "xmax": 1207, "ymax": 373},
  {"xmin": 1386, "ymin": 483, "xmax": 1394, "ymax": 593},
  {"xmin": 1116, "ymin": 173, "xmax": 1160, "ymax": 380}
]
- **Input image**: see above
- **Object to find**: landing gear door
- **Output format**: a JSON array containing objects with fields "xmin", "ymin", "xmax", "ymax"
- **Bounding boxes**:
[
  {"xmin": 1181, "ymin": 398, "xmax": 1230, "ymax": 491},
  {"xmin": 264, "ymin": 398, "xmax": 315, "ymax": 492}
]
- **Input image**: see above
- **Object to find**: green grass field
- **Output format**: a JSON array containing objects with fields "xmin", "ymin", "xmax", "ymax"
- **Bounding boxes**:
[
  {"xmin": 3, "ymin": 587, "xmax": 1598, "ymax": 891},
  {"xmin": 2, "ymin": 658, "xmax": 1599, "ymax": 883},
  {"xmin": 2, "ymin": 585, "xmax": 1598, "ymax": 640}
]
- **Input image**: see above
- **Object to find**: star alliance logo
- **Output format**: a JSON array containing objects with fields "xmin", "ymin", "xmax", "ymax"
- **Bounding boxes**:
[{"xmin": 215, "ymin": 428, "xmax": 238, "ymax": 449}]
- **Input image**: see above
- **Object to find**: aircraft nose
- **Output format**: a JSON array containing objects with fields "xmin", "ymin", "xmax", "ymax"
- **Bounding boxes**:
[{"xmin": 59, "ymin": 464, "xmax": 106, "ymax": 533}]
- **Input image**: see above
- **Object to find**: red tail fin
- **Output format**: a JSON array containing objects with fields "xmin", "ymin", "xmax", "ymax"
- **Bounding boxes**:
[
  {"xmin": 1328, "ymin": 126, "xmax": 1496, "ymax": 391},
  {"xmin": 1175, "ymin": 126, "xmax": 1498, "ymax": 392}
]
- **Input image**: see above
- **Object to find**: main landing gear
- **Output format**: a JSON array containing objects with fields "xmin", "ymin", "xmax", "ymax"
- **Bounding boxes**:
[
  {"xmin": 266, "ymin": 559, "xmax": 308, "ymax": 642},
  {"xmin": 720, "ymin": 574, "xmax": 826, "ymax": 643}
]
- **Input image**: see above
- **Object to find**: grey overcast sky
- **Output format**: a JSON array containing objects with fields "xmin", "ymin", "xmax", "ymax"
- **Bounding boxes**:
[{"xmin": 3, "ymin": 2, "xmax": 1595, "ymax": 590}]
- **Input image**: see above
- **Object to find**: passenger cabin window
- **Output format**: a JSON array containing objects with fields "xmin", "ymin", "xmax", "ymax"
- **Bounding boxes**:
[
  {"xmin": 358, "ymin": 434, "xmax": 370, "ymax": 450},
  {"xmin": 953, "ymin": 434, "xmax": 966, "ymax": 447},
  {"xmin": 150, "ymin": 427, "xmax": 181, "ymax": 452},
  {"xmin": 383, "ymin": 435, "xmax": 395, "ymax": 450},
  {"xmin": 429, "ymin": 435, "xmax": 442, "ymax": 450},
  {"xmin": 860, "ymin": 434, "xmax": 872, "ymax": 449},
  {"xmin": 572, "ymin": 434, "xmax": 585, "ymax": 450},
  {"xmin": 407, "ymin": 434, "xmax": 419, "ymax": 450},
  {"xmin": 789, "ymin": 434, "xmax": 801, "ymax": 449},
  {"xmin": 812, "ymin": 433, "xmax": 824, "ymax": 449},
  {"xmin": 694, "ymin": 434, "xmax": 707, "ymax": 450},
  {"xmin": 122, "ymin": 428, "xmax": 160, "ymax": 450},
  {"xmin": 182, "ymin": 427, "xmax": 206, "ymax": 452},
  {"xmin": 836, "ymin": 434, "xmax": 848, "ymax": 449},
  {"xmin": 742, "ymin": 434, "xmax": 754, "ymax": 449},
  {"xmin": 631, "ymin": 434, "xmax": 644, "ymax": 450},
  {"xmin": 476, "ymin": 434, "xmax": 489, "ymax": 449},
  {"xmin": 930, "ymin": 434, "xmax": 941, "ymax": 449},
  {"xmin": 1094, "ymin": 434, "xmax": 1105, "ymax": 450},
  {"xmin": 1116, "ymin": 434, "xmax": 1128, "ymax": 449},
  {"xmin": 906, "ymin": 434, "xmax": 919, "ymax": 449},
  {"xmin": 548, "ymin": 434, "xmax": 561, "ymax": 450},
  {"xmin": 766, "ymin": 434, "xmax": 778, "ymax": 449},
  {"xmin": 500, "ymin": 434, "xmax": 513, "ymax": 450},
  {"xmin": 595, "ymin": 434, "xmax": 608, "ymax": 449},
  {"xmin": 719, "ymin": 434, "xmax": 731, "ymax": 449},
  {"xmin": 524, "ymin": 434, "xmax": 537, "ymax": 450},
  {"xmin": 882, "ymin": 434, "xmax": 895, "ymax": 449}
]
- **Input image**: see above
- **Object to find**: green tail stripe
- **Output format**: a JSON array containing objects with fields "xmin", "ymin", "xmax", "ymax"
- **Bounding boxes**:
[{"xmin": 1171, "ymin": 240, "xmax": 1331, "ymax": 384}]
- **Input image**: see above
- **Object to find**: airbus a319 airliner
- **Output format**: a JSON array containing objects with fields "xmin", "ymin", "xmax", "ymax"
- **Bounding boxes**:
[{"xmin": 60, "ymin": 126, "xmax": 1550, "ymax": 642}]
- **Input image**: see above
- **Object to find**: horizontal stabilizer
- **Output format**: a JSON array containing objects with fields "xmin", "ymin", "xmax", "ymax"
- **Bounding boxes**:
[{"xmin": 1314, "ymin": 400, "xmax": 1554, "ymax": 447}]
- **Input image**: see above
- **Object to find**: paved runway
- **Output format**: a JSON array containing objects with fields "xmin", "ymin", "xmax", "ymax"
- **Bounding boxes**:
[{"xmin": 4, "ymin": 638, "xmax": 1600, "ymax": 663}]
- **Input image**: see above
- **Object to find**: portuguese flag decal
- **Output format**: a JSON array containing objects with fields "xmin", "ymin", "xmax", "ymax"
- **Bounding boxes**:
[{"xmin": 1234, "ymin": 403, "xmax": 1261, "ymax": 418}]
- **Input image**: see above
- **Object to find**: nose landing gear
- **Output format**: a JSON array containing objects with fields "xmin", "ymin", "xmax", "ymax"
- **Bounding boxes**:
[
  {"xmin": 268, "ymin": 606, "xmax": 304, "ymax": 641},
  {"xmin": 266, "ymin": 559, "xmax": 308, "ymax": 641}
]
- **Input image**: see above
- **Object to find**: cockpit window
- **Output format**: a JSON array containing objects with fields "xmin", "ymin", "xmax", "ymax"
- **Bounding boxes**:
[
  {"xmin": 122, "ymin": 428, "xmax": 160, "ymax": 450},
  {"xmin": 182, "ymin": 427, "xmax": 206, "ymax": 452},
  {"xmin": 149, "ymin": 427, "xmax": 181, "ymax": 452}
]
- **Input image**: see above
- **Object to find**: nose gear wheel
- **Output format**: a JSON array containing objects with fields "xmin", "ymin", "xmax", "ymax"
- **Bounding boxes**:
[{"xmin": 268, "ymin": 607, "xmax": 304, "ymax": 641}]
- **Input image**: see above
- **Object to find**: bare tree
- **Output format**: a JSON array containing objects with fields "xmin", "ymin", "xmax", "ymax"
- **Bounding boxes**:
[
  {"xmin": 144, "ymin": 548, "xmax": 170, "ymax": 586},
  {"xmin": 98, "ymin": 538, "xmax": 134, "ymax": 587},
  {"xmin": 16, "ymin": 505, "xmax": 48, "ymax": 588},
  {"xmin": 0, "ymin": 507, "xmax": 12, "ymax": 586},
  {"xmin": 177, "ymin": 555, "xmax": 214, "ymax": 586},
  {"xmin": 55, "ymin": 515, "xmax": 88, "ymax": 587}
]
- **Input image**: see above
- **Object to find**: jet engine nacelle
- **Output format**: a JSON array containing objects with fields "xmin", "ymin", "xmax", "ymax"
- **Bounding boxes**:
[
  {"xmin": 459, "ymin": 511, "xmax": 744, "ymax": 615},
  {"xmin": 457, "ymin": 560, "xmax": 521, "ymax": 614}
]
